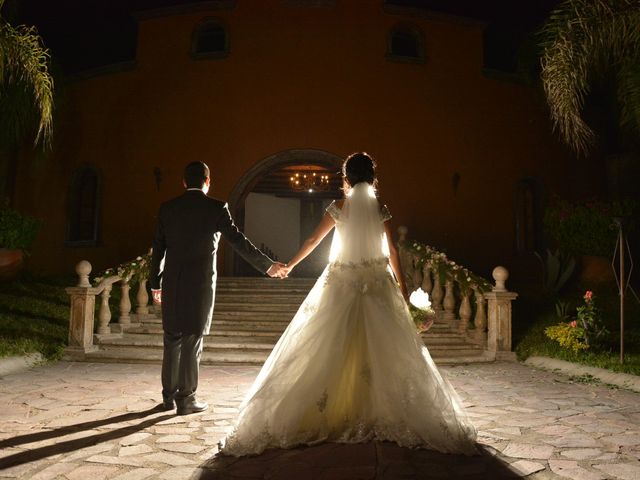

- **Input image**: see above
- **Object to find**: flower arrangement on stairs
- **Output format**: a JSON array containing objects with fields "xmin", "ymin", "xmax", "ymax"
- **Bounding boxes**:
[
  {"xmin": 404, "ymin": 241, "xmax": 492, "ymax": 294},
  {"xmin": 402, "ymin": 241, "xmax": 492, "ymax": 333},
  {"xmin": 94, "ymin": 250, "xmax": 152, "ymax": 285}
]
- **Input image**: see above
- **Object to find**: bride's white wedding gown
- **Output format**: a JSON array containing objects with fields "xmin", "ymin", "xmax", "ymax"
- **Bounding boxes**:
[{"xmin": 222, "ymin": 183, "xmax": 477, "ymax": 456}]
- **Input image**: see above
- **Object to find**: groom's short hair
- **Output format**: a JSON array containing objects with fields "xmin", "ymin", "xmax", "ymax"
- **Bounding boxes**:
[{"xmin": 184, "ymin": 161, "xmax": 210, "ymax": 188}]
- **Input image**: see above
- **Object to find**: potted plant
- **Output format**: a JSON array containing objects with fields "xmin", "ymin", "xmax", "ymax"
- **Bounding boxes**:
[
  {"xmin": 0, "ymin": 203, "xmax": 42, "ymax": 279},
  {"xmin": 543, "ymin": 196, "xmax": 635, "ymax": 283}
]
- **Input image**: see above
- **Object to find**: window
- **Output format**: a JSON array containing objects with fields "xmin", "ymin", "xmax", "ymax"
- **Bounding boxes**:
[
  {"xmin": 387, "ymin": 24, "xmax": 425, "ymax": 63},
  {"xmin": 515, "ymin": 179, "xmax": 541, "ymax": 254},
  {"xmin": 482, "ymin": 24, "xmax": 535, "ymax": 83},
  {"xmin": 192, "ymin": 19, "xmax": 229, "ymax": 58},
  {"xmin": 67, "ymin": 166, "xmax": 100, "ymax": 246}
]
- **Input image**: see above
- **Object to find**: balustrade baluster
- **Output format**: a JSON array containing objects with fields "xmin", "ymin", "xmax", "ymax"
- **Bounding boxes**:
[
  {"xmin": 119, "ymin": 281, "xmax": 131, "ymax": 325},
  {"xmin": 459, "ymin": 292, "xmax": 472, "ymax": 333},
  {"xmin": 431, "ymin": 273, "xmax": 444, "ymax": 320},
  {"xmin": 97, "ymin": 285, "xmax": 112, "ymax": 335},
  {"xmin": 421, "ymin": 263, "xmax": 433, "ymax": 295},
  {"xmin": 473, "ymin": 288, "xmax": 487, "ymax": 345},
  {"xmin": 443, "ymin": 279, "xmax": 456, "ymax": 323},
  {"xmin": 136, "ymin": 279, "xmax": 149, "ymax": 315},
  {"xmin": 412, "ymin": 256, "xmax": 422, "ymax": 290}
]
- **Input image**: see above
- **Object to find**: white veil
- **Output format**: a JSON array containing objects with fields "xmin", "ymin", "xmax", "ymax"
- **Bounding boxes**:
[{"xmin": 329, "ymin": 182, "xmax": 389, "ymax": 264}]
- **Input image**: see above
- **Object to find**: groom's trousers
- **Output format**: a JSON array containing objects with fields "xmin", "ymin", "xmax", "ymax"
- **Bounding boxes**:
[{"xmin": 161, "ymin": 331, "xmax": 204, "ymax": 404}]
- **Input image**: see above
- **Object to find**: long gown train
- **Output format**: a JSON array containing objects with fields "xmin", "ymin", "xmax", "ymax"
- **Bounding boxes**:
[{"xmin": 222, "ymin": 183, "xmax": 477, "ymax": 456}]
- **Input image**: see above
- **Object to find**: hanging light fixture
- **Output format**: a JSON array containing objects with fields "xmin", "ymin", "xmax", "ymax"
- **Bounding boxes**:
[{"xmin": 289, "ymin": 171, "xmax": 330, "ymax": 193}]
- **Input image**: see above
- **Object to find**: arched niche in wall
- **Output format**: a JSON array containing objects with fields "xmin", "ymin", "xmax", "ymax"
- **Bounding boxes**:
[
  {"xmin": 225, "ymin": 149, "xmax": 343, "ymax": 276},
  {"xmin": 66, "ymin": 165, "xmax": 101, "ymax": 247}
]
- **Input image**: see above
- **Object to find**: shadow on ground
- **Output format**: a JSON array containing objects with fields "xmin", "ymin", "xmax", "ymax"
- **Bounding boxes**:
[
  {"xmin": 192, "ymin": 441, "xmax": 522, "ymax": 479},
  {"xmin": 0, "ymin": 406, "xmax": 172, "ymax": 470}
]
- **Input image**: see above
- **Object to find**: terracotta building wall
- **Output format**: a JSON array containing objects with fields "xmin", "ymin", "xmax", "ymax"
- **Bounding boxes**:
[{"xmin": 16, "ymin": 0, "xmax": 572, "ymax": 278}]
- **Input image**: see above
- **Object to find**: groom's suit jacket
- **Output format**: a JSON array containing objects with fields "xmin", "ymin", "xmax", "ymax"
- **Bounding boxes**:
[{"xmin": 149, "ymin": 190, "xmax": 273, "ymax": 335}]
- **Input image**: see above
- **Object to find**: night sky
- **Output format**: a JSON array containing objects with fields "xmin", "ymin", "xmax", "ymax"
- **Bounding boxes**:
[{"xmin": 7, "ymin": 0, "xmax": 562, "ymax": 75}]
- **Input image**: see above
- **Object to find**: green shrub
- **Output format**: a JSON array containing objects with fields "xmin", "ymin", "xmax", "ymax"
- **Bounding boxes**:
[
  {"xmin": 0, "ymin": 203, "xmax": 42, "ymax": 251},
  {"xmin": 543, "ymin": 196, "xmax": 635, "ymax": 256}
]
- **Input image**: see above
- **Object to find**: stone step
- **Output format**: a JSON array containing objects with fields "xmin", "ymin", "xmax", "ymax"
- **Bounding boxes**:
[
  {"xmin": 124, "ymin": 325, "xmax": 284, "ymax": 337},
  {"xmin": 212, "ymin": 294, "xmax": 309, "ymax": 303},
  {"xmin": 85, "ymin": 347, "xmax": 269, "ymax": 366},
  {"xmin": 84, "ymin": 345, "xmax": 489, "ymax": 366},
  {"xmin": 98, "ymin": 334, "xmax": 277, "ymax": 351},
  {"xmin": 213, "ymin": 302, "xmax": 302, "ymax": 312}
]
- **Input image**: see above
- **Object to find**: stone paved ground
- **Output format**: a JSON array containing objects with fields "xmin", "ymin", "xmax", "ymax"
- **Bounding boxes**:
[{"xmin": 0, "ymin": 362, "xmax": 639, "ymax": 479}]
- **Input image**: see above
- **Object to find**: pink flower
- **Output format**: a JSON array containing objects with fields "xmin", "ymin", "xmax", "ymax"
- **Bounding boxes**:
[
  {"xmin": 584, "ymin": 290, "xmax": 593, "ymax": 301},
  {"xmin": 570, "ymin": 320, "xmax": 577, "ymax": 328}
]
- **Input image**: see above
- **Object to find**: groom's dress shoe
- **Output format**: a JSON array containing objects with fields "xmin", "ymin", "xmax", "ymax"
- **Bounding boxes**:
[
  {"xmin": 159, "ymin": 400, "xmax": 175, "ymax": 411},
  {"xmin": 177, "ymin": 400, "xmax": 209, "ymax": 416}
]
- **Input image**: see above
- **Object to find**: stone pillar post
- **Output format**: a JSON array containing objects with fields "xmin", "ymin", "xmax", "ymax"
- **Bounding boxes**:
[
  {"xmin": 484, "ymin": 266, "xmax": 518, "ymax": 361},
  {"xmin": 65, "ymin": 261, "xmax": 99, "ymax": 359},
  {"xmin": 136, "ymin": 279, "xmax": 149, "ymax": 315},
  {"xmin": 442, "ymin": 279, "xmax": 456, "ymax": 324}
]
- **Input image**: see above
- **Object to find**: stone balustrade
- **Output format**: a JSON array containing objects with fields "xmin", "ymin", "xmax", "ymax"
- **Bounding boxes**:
[
  {"xmin": 397, "ymin": 226, "xmax": 518, "ymax": 361},
  {"xmin": 64, "ymin": 260, "xmax": 150, "ymax": 359}
]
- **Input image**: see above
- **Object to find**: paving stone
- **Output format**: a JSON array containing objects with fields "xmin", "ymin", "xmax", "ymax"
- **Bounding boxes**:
[
  {"xmin": 29, "ymin": 462, "xmax": 78, "ymax": 480},
  {"xmin": 154, "ymin": 426, "xmax": 199, "ymax": 435},
  {"xmin": 118, "ymin": 444, "xmax": 154, "ymax": 456},
  {"xmin": 600, "ymin": 433, "xmax": 640, "ymax": 447},
  {"xmin": 594, "ymin": 463, "xmax": 640, "ymax": 480},
  {"xmin": 158, "ymin": 467, "xmax": 198, "ymax": 479},
  {"xmin": 560, "ymin": 448, "xmax": 602, "ymax": 460},
  {"xmin": 86, "ymin": 455, "xmax": 143, "ymax": 467},
  {"xmin": 119, "ymin": 432, "xmax": 152, "ymax": 446},
  {"xmin": 156, "ymin": 434, "xmax": 191, "ymax": 443},
  {"xmin": 143, "ymin": 452, "xmax": 196, "ymax": 466},
  {"xmin": 510, "ymin": 460, "xmax": 546, "ymax": 476},
  {"xmin": 501, "ymin": 442, "xmax": 555, "ymax": 460},
  {"xmin": 158, "ymin": 443, "xmax": 207, "ymax": 454},
  {"xmin": 65, "ymin": 464, "xmax": 121, "ymax": 480},
  {"xmin": 544, "ymin": 434, "xmax": 601, "ymax": 448},
  {"xmin": 60, "ymin": 443, "xmax": 115, "ymax": 462},
  {"xmin": 110, "ymin": 468, "xmax": 158, "ymax": 480},
  {"xmin": 534, "ymin": 425, "xmax": 579, "ymax": 436},
  {"xmin": 548, "ymin": 460, "xmax": 604, "ymax": 480},
  {"xmin": 487, "ymin": 427, "xmax": 522, "ymax": 436}
]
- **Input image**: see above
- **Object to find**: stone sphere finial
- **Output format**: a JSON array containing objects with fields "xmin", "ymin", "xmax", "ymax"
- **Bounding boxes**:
[
  {"xmin": 76, "ymin": 260, "xmax": 92, "ymax": 287},
  {"xmin": 397, "ymin": 225, "xmax": 408, "ymax": 241},
  {"xmin": 492, "ymin": 266, "xmax": 509, "ymax": 292}
]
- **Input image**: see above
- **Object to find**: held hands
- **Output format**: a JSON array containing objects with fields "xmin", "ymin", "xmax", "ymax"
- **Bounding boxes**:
[
  {"xmin": 152, "ymin": 289, "xmax": 162, "ymax": 304},
  {"xmin": 267, "ymin": 262, "xmax": 289, "ymax": 279}
]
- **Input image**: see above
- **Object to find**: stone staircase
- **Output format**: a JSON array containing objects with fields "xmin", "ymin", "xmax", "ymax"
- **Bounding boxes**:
[{"xmin": 86, "ymin": 277, "xmax": 493, "ymax": 365}]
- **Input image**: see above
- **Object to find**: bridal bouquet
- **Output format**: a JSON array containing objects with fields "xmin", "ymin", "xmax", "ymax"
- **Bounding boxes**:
[{"xmin": 409, "ymin": 288, "xmax": 435, "ymax": 332}]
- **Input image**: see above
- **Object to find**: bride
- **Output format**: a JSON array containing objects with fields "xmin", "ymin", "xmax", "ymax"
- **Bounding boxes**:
[{"xmin": 222, "ymin": 152, "xmax": 477, "ymax": 456}]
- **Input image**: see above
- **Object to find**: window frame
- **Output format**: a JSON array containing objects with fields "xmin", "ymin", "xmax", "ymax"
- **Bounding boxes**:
[
  {"xmin": 386, "ymin": 23, "xmax": 426, "ymax": 64},
  {"xmin": 191, "ymin": 17, "xmax": 230, "ymax": 60},
  {"xmin": 65, "ymin": 165, "xmax": 102, "ymax": 247}
]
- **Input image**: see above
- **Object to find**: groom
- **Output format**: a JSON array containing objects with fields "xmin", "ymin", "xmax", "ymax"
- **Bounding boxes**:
[{"xmin": 150, "ymin": 161, "xmax": 286, "ymax": 415}]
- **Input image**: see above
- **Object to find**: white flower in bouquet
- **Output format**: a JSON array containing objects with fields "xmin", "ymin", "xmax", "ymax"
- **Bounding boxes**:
[{"xmin": 409, "ymin": 288, "xmax": 432, "ymax": 311}]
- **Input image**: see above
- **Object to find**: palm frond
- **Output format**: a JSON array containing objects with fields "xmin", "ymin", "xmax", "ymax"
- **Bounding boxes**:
[
  {"xmin": 539, "ymin": 0, "xmax": 640, "ymax": 155},
  {"xmin": 617, "ymin": 62, "xmax": 640, "ymax": 133},
  {"xmin": 0, "ymin": 15, "xmax": 54, "ymax": 148}
]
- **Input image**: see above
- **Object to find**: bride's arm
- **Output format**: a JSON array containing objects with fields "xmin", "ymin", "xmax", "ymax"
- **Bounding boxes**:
[
  {"xmin": 285, "ymin": 213, "xmax": 336, "ymax": 273},
  {"xmin": 384, "ymin": 221, "xmax": 410, "ymax": 303}
]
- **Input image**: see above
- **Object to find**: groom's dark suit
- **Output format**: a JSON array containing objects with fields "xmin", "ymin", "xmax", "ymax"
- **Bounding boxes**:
[{"xmin": 150, "ymin": 189, "xmax": 273, "ymax": 406}]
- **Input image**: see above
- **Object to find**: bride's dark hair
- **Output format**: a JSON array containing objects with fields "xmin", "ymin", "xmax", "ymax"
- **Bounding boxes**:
[{"xmin": 342, "ymin": 152, "xmax": 377, "ymax": 191}]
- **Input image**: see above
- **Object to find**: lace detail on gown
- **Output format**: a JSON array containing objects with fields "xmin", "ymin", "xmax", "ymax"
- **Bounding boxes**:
[{"xmin": 222, "ymin": 184, "xmax": 477, "ymax": 457}]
